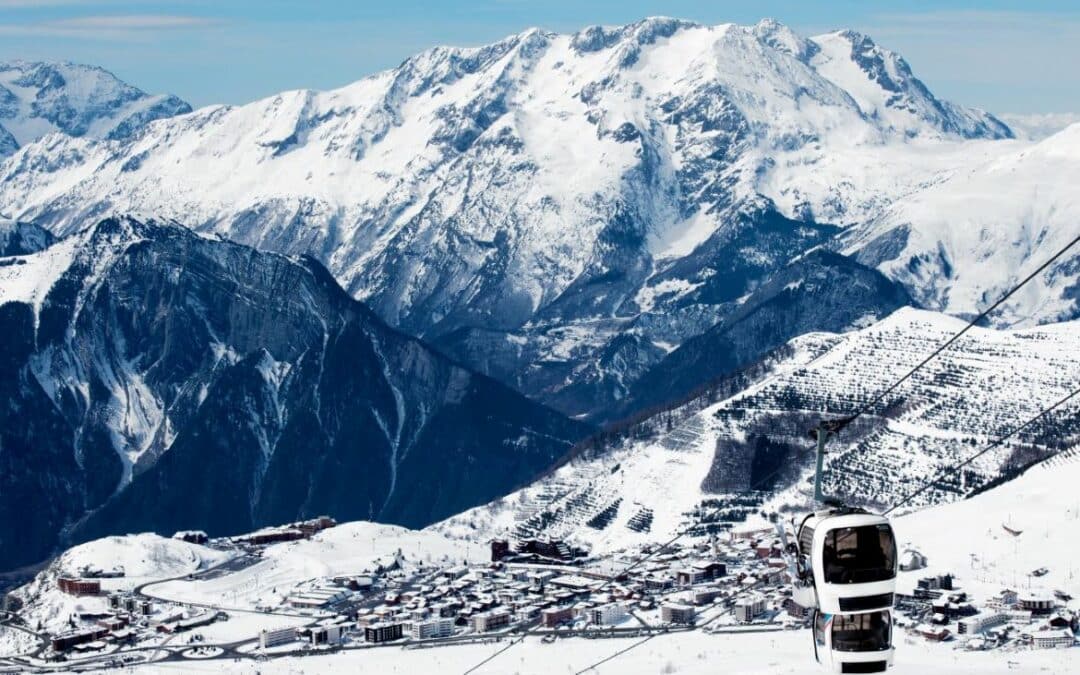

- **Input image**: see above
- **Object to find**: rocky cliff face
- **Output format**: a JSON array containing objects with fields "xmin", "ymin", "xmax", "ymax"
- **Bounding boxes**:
[
  {"xmin": 0, "ymin": 217, "xmax": 53, "ymax": 256},
  {"xmin": 0, "ymin": 217, "xmax": 588, "ymax": 571}
]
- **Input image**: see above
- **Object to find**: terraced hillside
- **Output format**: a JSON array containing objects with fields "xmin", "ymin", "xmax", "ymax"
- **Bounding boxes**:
[{"xmin": 433, "ymin": 308, "xmax": 1080, "ymax": 553}]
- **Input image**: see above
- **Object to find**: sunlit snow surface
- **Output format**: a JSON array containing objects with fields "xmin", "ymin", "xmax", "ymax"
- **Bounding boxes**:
[{"xmin": 8, "ymin": 534, "xmax": 230, "ymax": 638}]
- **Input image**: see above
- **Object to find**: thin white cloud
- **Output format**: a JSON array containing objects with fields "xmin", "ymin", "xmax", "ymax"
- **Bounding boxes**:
[
  {"xmin": 0, "ymin": 14, "xmax": 223, "ymax": 40},
  {"xmin": 48, "ymin": 14, "xmax": 221, "ymax": 29}
]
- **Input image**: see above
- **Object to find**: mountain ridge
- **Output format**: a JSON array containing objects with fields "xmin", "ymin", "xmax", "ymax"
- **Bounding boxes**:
[{"xmin": 0, "ymin": 215, "xmax": 589, "ymax": 572}]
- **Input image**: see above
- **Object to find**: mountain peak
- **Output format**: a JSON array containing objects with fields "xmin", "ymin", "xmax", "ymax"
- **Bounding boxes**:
[
  {"xmin": 570, "ymin": 16, "xmax": 698, "ymax": 54},
  {"xmin": 0, "ymin": 59, "xmax": 191, "ymax": 157},
  {"xmin": 808, "ymin": 29, "xmax": 1012, "ymax": 139},
  {"xmin": 750, "ymin": 17, "xmax": 819, "ymax": 62}
]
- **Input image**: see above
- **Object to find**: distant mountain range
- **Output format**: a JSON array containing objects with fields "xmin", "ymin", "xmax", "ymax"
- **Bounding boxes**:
[
  {"xmin": 0, "ymin": 217, "xmax": 587, "ymax": 572},
  {"xmin": 0, "ymin": 61, "xmax": 190, "ymax": 158}
]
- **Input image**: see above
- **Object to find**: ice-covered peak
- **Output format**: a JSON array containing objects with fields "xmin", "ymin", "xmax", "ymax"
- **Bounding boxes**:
[
  {"xmin": 809, "ymin": 30, "xmax": 1012, "ymax": 139},
  {"xmin": 570, "ymin": 16, "xmax": 700, "ymax": 54},
  {"xmin": 0, "ymin": 60, "xmax": 191, "ymax": 157},
  {"xmin": 750, "ymin": 18, "xmax": 819, "ymax": 62}
]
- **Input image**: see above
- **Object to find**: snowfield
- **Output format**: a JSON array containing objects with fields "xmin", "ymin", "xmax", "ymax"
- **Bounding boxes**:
[
  {"xmin": 145, "ymin": 522, "xmax": 484, "ymax": 612},
  {"xmin": 6, "ymin": 534, "xmax": 230, "ymax": 640},
  {"xmin": 894, "ymin": 447, "xmax": 1080, "ymax": 605}
]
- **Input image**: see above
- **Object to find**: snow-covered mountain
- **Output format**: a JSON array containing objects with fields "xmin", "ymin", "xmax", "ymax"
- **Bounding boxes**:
[
  {"xmin": 434, "ymin": 308, "xmax": 1080, "ymax": 554},
  {"xmin": 0, "ymin": 61, "xmax": 190, "ymax": 158},
  {"xmin": 0, "ymin": 19, "xmax": 1040, "ymax": 419},
  {"xmin": 0, "ymin": 216, "xmax": 588, "ymax": 573},
  {"xmin": 843, "ymin": 123, "xmax": 1080, "ymax": 324},
  {"xmin": 997, "ymin": 112, "xmax": 1080, "ymax": 140}
]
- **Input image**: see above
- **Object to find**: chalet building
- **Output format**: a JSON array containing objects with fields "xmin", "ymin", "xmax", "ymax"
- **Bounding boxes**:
[
  {"xmin": 676, "ymin": 567, "xmax": 708, "ymax": 586},
  {"xmin": 995, "ymin": 589, "xmax": 1019, "ymax": 607},
  {"xmin": 917, "ymin": 574, "xmax": 953, "ymax": 592},
  {"xmin": 51, "ymin": 627, "xmax": 109, "ymax": 651},
  {"xmin": 734, "ymin": 595, "xmax": 766, "ymax": 623},
  {"xmin": 491, "ymin": 539, "xmax": 510, "ymax": 562},
  {"xmin": 310, "ymin": 624, "xmax": 345, "ymax": 645},
  {"xmin": 899, "ymin": 548, "xmax": 928, "ymax": 572},
  {"xmin": 287, "ymin": 588, "xmax": 348, "ymax": 609},
  {"xmin": 784, "ymin": 597, "xmax": 811, "ymax": 619},
  {"xmin": 96, "ymin": 616, "xmax": 127, "ymax": 631},
  {"xmin": 916, "ymin": 624, "xmax": 951, "ymax": 642},
  {"xmin": 1031, "ymin": 628, "xmax": 1074, "ymax": 649},
  {"xmin": 57, "ymin": 578, "xmax": 100, "ymax": 596},
  {"xmin": 408, "ymin": 617, "xmax": 454, "ymax": 640},
  {"xmin": 516, "ymin": 539, "xmax": 576, "ymax": 561},
  {"xmin": 260, "ymin": 626, "xmax": 297, "ymax": 649},
  {"xmin": 156, "ymin": 612, "xmax": 222, "ymax": 634},
  {"xmin": 1019, "ymin": 593, "xmax": 1055, "ymax": 614},
  {"xmin": 296, "ymin": 516, "xmax": 337, "ymax": 537},
  {"xmin": 690, "ymin": 587, "xmax": 721, "ymax": 606},
  {"xmin": 957, "ymin": 612, "xmax": 1008, "ymax": 635},
  {"xmin": 235, "ymin": 528, "xmax": 305, "ymax": 546},
  {"xmin": 589, "ymin": 603, "xmax": 627, "ymax": 625}
]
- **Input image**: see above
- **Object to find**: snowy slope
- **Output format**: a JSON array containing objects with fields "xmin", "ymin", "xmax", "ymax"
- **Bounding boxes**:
[
  {"xmin": 8, "ymin": 533, "xmax": 230, "ymax": 637},
  {"xmin": 0, "ymin": 19, "xmax": 1028, "ymax": 418},
  {"xmin": 895, "ymin": 451, "xmax": 1080, "ymax": 603},
  {"xmin": 434, "ymin": 308, "xmax": 1080, "ymax": 553},
  {"xmin": 842, "ymin": 123, "xmax": 1080, "ymax": 325},
  {"xmin": 0, "ymin": 61, "xmax": 190, "ymax": 157},
  {"xmin": 809, "ymin": 30, "xmax": 1010, "ymax": 140},
  {"xmin": 146, "ymin": 522, "xmax": 483, "ymax": 611}
]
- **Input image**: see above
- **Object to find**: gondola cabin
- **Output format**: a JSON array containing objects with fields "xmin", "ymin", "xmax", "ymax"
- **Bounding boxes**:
[
  {"xmin": 795, "ymin": 508, "xmax": 898, "ymax": 614},
  {"xmin": 813, "ymin": 609, "xmax": 894, "ymax": 673}
]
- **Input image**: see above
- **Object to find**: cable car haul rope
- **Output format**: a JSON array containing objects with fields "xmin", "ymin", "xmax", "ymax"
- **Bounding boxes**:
[{"xmin": 463, "ymin": 233, "xmax": 1080, "ymax": 673}]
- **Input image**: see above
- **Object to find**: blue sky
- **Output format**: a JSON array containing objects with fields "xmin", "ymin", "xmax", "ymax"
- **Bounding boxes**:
[{"xmin": 1, "ymin": 1, "xmax": 1077, "ymax": 114}]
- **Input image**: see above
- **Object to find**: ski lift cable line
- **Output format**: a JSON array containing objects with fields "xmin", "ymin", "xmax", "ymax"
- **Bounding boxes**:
[
  {"xmin": 573, "ymin": 633, "xmax": 658, "ymax": 675},
  {"xmin": 465, "ymin": 234, "xmax": 1080, "ymax": 674},
  {"xmin": 823, "ymin": 232, "xmax": 1080, "ymax": 435},
  {"xmin": 572, "ymin": 580, "xmax": 768, "ymax": 674},
  {"xmin": 574, "ymin": 383, "xmax": 1080, "ymax": 674},
  {"xmin": 882, "ymin": 381, "xmax": 1080, "ymax": 516},
  {"xmin": 461, "ymin": 525, "xmax": 692, "ymax": 674}
]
